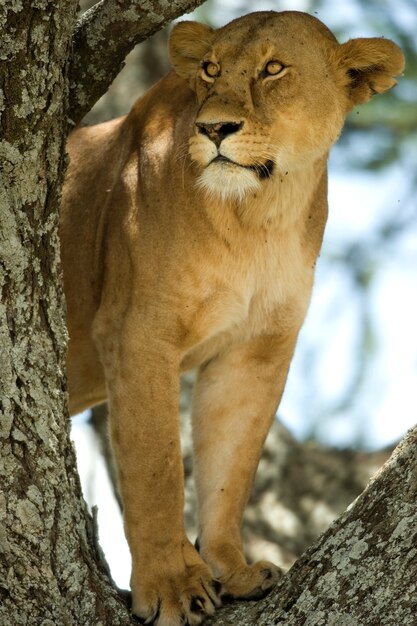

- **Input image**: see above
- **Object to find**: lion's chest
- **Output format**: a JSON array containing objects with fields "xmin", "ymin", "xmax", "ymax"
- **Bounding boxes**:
[{"xmin": 180, "ymin": 230, "xmax": 312, "ymax": 369}]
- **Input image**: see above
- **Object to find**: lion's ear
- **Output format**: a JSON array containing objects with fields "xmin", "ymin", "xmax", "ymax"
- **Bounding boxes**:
[
  {"xmin": 337, "ymin": 37, "xmax": 405, "ymax": 106},
  {"xmin": 169, "ymin": 21, "xmax": 215, "ymax": 88}
]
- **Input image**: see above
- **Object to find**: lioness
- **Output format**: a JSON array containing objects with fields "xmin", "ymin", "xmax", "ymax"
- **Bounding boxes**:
[{"xmin": 61, "ymin": 10, "xmax": 404, "ymax": 626}]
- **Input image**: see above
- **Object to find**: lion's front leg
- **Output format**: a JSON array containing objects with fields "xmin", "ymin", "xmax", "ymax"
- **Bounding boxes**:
[
  {"xmin": 192, "ymin": 332, "xmax": 299, "ymax": 602},
  {"xmin": 95, "ymin": 322, "xmax": 219, "ymax": 626}
]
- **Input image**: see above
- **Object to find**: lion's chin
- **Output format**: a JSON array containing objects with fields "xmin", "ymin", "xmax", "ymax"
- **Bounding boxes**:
[{"xmin": 197, "ymin": 162, "xmax": 261, "ymax": 203}]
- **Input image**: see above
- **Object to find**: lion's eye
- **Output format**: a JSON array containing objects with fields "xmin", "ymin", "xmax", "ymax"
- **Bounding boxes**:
[
  {"xmin": 202, "ymin": 61, "xmax": 220, "ymax": 80},
  {"xmin": 261, "ymin": 61, "xmax": 285, "ymax": 78}
]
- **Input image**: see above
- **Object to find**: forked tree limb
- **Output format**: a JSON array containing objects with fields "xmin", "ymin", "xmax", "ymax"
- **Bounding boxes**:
[{"xmin": 68, "ymin": 0, "xmax": 207, "ymax": 124}]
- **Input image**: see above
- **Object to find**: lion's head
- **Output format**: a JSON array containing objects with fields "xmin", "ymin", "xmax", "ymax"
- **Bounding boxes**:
[{"xmin": 169, "ymin": 11, "xmax": 404, "ymax": 202}]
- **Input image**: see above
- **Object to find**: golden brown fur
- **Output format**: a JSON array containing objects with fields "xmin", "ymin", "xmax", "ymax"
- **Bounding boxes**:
[{"xmin": 60, "ymin": 11, "xmax": 404, "ymax": 626}]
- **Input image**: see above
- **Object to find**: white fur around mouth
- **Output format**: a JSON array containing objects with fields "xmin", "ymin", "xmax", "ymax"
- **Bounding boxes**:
[{"xmin": 197, "ymin": 159, "xmax": 262, "ymax": 203}]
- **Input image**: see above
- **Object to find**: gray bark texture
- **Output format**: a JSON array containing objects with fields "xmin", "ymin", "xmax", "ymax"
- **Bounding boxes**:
[
  {"xmin": 0, "ymin": 1, "xmax": 416, "ymax": 625},
  {"xmin": 204, "ymin": 424, "xmax": 417, "ymax": 626},
  {"xmin": 0, "ymin": 1, "xmax": 204, "ymax": 625},
  {"xmin": 0, "ymin": 2, "xmax": 133, "ymax": 625},
  {"xmin": 69, "ymin": 0, "xmax": 208, "ymax": 125}
]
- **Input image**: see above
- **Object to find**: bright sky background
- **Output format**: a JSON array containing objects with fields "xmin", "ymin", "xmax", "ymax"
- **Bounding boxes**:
[{"xmin": 281, "ymin": 164, "xmax": 417, "ymax": 449}]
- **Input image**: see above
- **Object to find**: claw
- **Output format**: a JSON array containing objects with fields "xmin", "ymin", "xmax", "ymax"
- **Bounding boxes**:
[
  {"xmin": 190, "ymin": 596, "xmax": 206, "ymax": 613},
  {"xmin": 200, "ymin": 578, "xmax": 221, "ymax": 608},
  {"xmin": 212, "ymin": 580, "xmax": 222, "ymax": 595},
  {"xmin": 261, "ymin": 569, "xmax": 273, "ymax": 580}
]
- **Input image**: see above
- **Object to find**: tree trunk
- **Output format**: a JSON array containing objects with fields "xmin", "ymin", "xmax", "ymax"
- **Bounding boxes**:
[
  {"xmin": 0, "ymin": 2, "xmax": 134, "ymax": 624},
  {"xmin": 0, "ymin": 2, "xmax": 205, "ymax": 623}
]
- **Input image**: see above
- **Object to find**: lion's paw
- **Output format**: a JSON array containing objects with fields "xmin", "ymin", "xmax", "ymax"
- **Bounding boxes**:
[
  {"xmin": 219, "ymin": 560, "xmax": 282, "ymax": 602},
  {"xmin": 132, "ymin": 562, "xmax": 221, "ymax": 626}
]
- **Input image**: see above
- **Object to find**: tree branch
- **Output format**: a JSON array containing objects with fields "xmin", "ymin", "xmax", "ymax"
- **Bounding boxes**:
[
  {"xmin": 205, "ymin": 425, "xmax": 417, "ymax": 625},
  {"xmin": 68, "ymin": 0, "xmax": 207, "ymax": 125}
]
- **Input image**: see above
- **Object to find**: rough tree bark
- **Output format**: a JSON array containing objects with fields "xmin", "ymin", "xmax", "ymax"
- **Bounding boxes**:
[
  {"xmin": 205, "ymin": 425, "xmax": 417, "ymax": 625},
  {"xmin": 0, "ymin": 1, "xmax": 205, "ymax": 624},
  {"xmin": 1, "ymin": 1, "xmax": 415, "ymax": 625},
  {"xmin": 0, "ymin": 2, "xmax": 132, "ymax": 624},
  {"xmin": 69, "ymin": 0, "xmax": 209, "ymax": 124}
]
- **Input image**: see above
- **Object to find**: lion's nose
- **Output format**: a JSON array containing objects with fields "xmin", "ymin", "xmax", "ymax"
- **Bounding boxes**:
[{"xmin": 196, "ymin": 121, "xmax": 243, "ymax": 148}]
